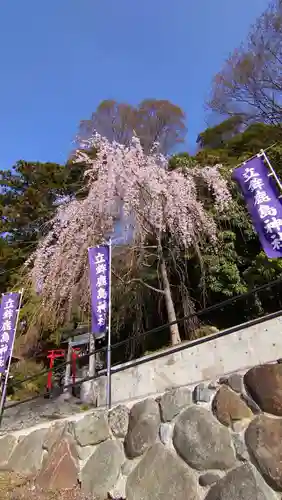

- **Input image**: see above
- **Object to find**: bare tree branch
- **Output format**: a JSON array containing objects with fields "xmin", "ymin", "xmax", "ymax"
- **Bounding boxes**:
[
  {"xmin": 208, "ymin": 0, "xmax": 282, "ymax": 125},
  {"xmin": 127, "ymin": 278, "xmax": 166, "ymax": 294}
]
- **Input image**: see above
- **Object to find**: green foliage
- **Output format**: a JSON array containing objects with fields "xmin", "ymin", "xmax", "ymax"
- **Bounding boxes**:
[
  {"xmin": 170, "ymin": 120, "xmax": 282, "ymax": 329},
  {"xmin": 194, "ymin": 148, "xmax": 230, "ymax": 166},
  {"xmin": 79, "ymin": 403, "xmax": 91, "ymax": 412},
  {"xmin": 9, "ymin": 359, "xmax": 47, "ymax": 401},
  {"xmin": 0, "ymin": 161, "xmax": 66, "ymax": 293},
  {"xmin": 0, "ymin": 158, "xmax": 88, "ymax": 359},
  {"xmin": 0, "ymin": 161, "xmax": 66, "ymax": 236},
  {"xmin": 168, "ymin": 152, "xmax": 196, "ymax": 171},
  {"xmin": 192, "ymin": 325, "xmax": 219, "ymax": 339},
  {"xmin": 196, "ymin": 116, "xmax": 243, "ymax": 149},
  {"xmin": 225, "ymin": 123, "xmax": 282, "ymax": 158},
  {"xmin": 194, "ymin": 123, "xmax": 282, "ymax": 167}
]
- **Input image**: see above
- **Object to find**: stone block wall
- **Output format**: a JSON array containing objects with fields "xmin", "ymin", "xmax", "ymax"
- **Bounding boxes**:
[{"xmin": 1, "ymin": 361, "xmax": 282, "ymax": 499}]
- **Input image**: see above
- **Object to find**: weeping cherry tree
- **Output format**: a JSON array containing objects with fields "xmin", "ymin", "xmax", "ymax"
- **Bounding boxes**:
[{"xmin": 26, "ymin": 134, "xmax": 231, "ymax": 346}]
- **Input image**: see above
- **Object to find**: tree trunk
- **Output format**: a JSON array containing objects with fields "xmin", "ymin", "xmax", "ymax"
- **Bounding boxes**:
[{"xmin": 160, "ymin": 258, "xmax": 181, "ymax": 345}]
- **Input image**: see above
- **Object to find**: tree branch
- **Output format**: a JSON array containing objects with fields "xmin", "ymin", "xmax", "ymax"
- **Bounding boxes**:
[
  {"xmin": 129, "ymin": 278, "xmax": 166, "ymax": 294},
  {"xmin": 112, "ymin": 269, "xmax": 165, "ymax": 294}
]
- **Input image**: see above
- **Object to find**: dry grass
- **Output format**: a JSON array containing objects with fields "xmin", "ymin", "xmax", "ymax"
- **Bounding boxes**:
[{"xmin": 0, "ymin": 473, "xmax": 92, "ymax": 500}]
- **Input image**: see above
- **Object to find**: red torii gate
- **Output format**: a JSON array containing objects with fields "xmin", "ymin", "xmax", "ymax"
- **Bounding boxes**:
[{"xmin": 46, "ymin": 347, "xmax": 81, "ymax": 392}]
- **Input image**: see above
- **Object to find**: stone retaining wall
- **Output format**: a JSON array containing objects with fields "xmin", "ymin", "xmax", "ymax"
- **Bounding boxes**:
[{"xmin": 1, "ymin": 361, "xmax": 282, "ymax": 499}]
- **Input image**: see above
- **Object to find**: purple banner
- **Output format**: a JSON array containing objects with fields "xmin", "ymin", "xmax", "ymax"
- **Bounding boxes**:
[
  {"xmin": 88, "ymin": 246, "xmax": 110, "ymax": 338},
  {"xmin": 232, "ymin": 155, "xmax": 282, "ymax": 258},
  {"xmin": 0, "ymin": 293, "xmax": 21, "ymax": 373}
]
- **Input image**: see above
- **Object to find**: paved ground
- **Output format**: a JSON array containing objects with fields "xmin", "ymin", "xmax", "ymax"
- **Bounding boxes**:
[{"xmin": 0, "ymin": 395, "xmax": 93, "ymax": 434}]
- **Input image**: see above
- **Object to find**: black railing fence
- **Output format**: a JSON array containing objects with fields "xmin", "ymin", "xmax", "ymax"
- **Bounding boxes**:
[{"xmin": 2, "ymin": 276, "xmax": 282, "ymax": 415}]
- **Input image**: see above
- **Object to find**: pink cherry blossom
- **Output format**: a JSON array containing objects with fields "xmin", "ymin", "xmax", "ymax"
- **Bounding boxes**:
[{"xmin": 26, "ymin": 134, "xmax": 231, "ymax": 324}]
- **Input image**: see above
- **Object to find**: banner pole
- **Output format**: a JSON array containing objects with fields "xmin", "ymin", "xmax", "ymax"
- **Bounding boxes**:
[
  {"xmin": 260, "ymin": 149, "xmax": 282, "ymax": 196},
  {"xmin": 0, "ymin": 288, "xmax": 24, "ymax": 426},
  {"xmin": 106, "ymin": 238, "xmax": 112, "ymax": 410}
]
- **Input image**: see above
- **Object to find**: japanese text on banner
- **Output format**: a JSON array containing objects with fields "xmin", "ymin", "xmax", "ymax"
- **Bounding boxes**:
[
  {"xmin": 88, "ymin": 246, "xmax": 110, "ymax": 338},
  {"xmin": 232, "ymin": 155, "xmax": 282, "ymax": 258},
  {"xmin": 0, "ymin": 293, "xmax": 21, "ymax": 373}
]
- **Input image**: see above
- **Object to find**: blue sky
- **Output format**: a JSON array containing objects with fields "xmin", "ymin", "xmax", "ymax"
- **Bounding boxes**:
[{"xmin": 0, "ymin": 0, "xmax": 269, "ymax": 170}]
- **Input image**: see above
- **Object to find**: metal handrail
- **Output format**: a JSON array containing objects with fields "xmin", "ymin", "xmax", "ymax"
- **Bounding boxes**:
[{"xmin": 3, "ymin": 275, "xmax": 282, "ymax": 411}]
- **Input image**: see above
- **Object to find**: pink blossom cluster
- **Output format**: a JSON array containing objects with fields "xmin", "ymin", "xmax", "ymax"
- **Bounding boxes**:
[
  {"xmin": 27, "ymin": 134, "xmax": 231, "ymax": 323},
  {"xmin": 193, "ymin": 166, "xmax": 232, "ymax": 212}
]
